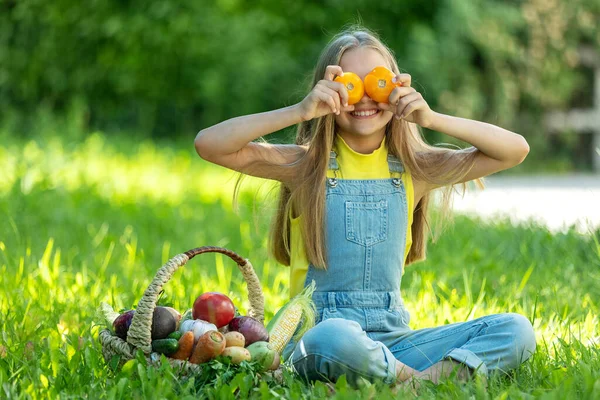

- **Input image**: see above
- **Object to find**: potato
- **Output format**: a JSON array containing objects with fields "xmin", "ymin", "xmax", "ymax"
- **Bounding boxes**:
[
  {"xmin": 222, "ymin": 346, "xmax": 251, "ymax": 364},
  {"xmin": 224, "ymin": 331, "xmax": 245, "ymax": 348}
]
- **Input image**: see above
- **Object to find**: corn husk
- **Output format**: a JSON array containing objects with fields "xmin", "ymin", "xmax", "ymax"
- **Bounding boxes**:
[{"xmin": 267, "ymin": 281, "xmax": 316, "ymax": 353}]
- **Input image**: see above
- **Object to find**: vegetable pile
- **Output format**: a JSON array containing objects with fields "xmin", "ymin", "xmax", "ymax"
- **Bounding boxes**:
[{"xmin": 102, "ymin": 285, "xmax": 316, "ymax": 372}]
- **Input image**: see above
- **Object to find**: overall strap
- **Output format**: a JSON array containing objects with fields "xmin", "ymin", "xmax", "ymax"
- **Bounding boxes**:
[
  {"xmin": 328, "ymin": 151, "xmax": 339, "ymax": 171},
  {"xmin": 387, "ymin": 154, "xmax": 404, "ymax": 187},
  {"xmin": 328, "ymin": 151, "xmax": 340, "ymax": 184},
  {"xmin": 387, "ymin": 154, "xmax": 404, "ymax": 174}
]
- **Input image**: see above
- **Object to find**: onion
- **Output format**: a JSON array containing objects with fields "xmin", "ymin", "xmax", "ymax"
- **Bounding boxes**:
[
  {"xmin": 228, "ymin": 316, "xmax": 269, "ymax": 346},
  {"xmin": 180, "ymin": 319, "xmax": 218, "ymax": 342}
]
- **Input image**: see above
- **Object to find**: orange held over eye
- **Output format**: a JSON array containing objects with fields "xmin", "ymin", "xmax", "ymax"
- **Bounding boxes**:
[
  {"xmin": 364, "ymin": 66, "xmax": 402, "ymax": 103},
  {"xmin": 334, "ymin": 72, "xmax": 365, "ymax": 105}
]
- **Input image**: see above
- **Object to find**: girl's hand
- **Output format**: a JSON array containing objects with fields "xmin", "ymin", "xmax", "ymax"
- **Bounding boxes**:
[
  {"xmin": 378, "ymin": 74, "xmax": 435, "ymax": 128},
  {"xmin": 297, "ymin": 65, "xmax": 356, "ymax": 121}
]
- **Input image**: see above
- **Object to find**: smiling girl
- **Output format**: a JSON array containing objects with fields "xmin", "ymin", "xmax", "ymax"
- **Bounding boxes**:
[{"xmin": 194, "ymin": 27, "xmax": 536, "ymax": 388}]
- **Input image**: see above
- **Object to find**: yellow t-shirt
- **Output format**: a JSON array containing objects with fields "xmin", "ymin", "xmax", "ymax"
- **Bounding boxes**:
[{"xmin": 288, "ymin": 135, "xmax": 414, "ymax": 298}]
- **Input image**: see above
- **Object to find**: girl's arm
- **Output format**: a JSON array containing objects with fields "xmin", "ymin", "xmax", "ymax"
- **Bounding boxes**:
[
  {"xmin": 194, "ymin": 65, "xmax": 354, "ymax": 182},
  {"xmin": 381, "ymin": 73, "xmax": 529, "ymax": 188},
  {"xmin": 425, "ymin": 111, "xmax": 530, "ymax": 183},
  {"xmin": 194, "ymin": 105, "xmax": 307, "ymax": 182}
]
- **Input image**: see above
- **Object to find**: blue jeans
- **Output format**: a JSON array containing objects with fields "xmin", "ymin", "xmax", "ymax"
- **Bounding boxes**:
[{"xmin": 284, "ymin": 312, "xmax": 536, "ymax": 386}]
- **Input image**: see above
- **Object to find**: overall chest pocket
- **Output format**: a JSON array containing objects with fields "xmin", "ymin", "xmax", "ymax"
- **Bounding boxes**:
[{"xmin": 345, "ymin": 200, "xmax": 388, "ymax": 246}]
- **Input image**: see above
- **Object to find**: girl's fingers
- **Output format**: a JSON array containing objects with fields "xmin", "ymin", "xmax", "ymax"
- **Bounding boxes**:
[
  {"xmin": 392, "ymin": 73, "xmax": 412, "ymax": 87},
  {"xmin": 314, "ymin": 88, "xmax": 338, "ymax": 115},
  {"xmin": 323, "ymin": 80, "xmax": 350, "ymax": 107},
  {"xmin": 394, "ymin": 92, "xmax": 422, "ymax": 116},
  {"xmin": 341, "ymin": 104, "xmax": 355, "ymax": 113},
  {"xmin": 388, "ymin": 86, "xmax": 416, "ymax": 107},
  {"xmin": 401, "ymin": 100, "xmax": 428, "ymax": 118},
  {"xmin": 324, "ymin": 65, "xmax": 344, "ymax": 81},
  {"xmin": 381, "ymin": 87, "xmax": 418, "ymax": 113},
  {"xmin": 397, "ymin": 98, "xmax": 427, "ymax": 119},
  {"xmin": 318, "ymin": 85, "xmax": 342, "ymax": 114}
]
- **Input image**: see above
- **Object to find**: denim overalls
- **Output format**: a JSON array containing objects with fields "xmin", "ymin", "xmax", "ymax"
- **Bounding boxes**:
[{"xmin": 283, "ymin": 151, "xmax": 536, "ymax": 386}]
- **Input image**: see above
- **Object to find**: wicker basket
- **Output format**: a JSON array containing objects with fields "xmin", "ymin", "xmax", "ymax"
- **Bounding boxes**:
[{"xmin": 98, "ymin": 246, "xmax": 270, "ymax": 375}]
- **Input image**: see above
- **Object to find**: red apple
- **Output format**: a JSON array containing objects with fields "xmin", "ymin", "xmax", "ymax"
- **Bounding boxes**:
[{"xmin": 192, "ymin": 292, "xmax": 235, "ymax": 328}]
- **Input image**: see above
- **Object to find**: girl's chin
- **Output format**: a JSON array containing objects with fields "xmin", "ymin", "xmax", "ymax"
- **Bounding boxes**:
[{"xmin": 342, "ymin": 127, "xmax": 386, "ymax": 138}]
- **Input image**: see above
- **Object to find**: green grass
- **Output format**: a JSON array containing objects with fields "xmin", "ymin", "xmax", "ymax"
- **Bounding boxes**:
[{"xmin": 0, "ymin": 129, "xmax": 599, "ymax": 399}]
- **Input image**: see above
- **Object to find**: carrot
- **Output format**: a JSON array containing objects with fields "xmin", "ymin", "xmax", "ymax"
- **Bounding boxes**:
[
  {"xmin": 189, "ymin": 330, "xmax": 225, "ymax": 364},
  {"xmin": 169, "ymin": 331, "xmax": 194, "ymax": 360}
]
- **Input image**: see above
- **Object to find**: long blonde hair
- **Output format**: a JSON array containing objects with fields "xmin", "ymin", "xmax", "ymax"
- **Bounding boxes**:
[{"xmin": 239, "ymin": 27, "xmax": 481, "ymax": 269}]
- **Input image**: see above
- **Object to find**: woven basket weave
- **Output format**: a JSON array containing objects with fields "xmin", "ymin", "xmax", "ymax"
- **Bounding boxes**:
[{"xmin": 98, "ymin": 246, "xmax": 269, "ymax": 375}]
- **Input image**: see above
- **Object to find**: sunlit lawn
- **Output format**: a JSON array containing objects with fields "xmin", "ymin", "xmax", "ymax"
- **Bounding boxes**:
[{"xmin": 0, "ymin": 129, "xmax": 599, "ymax": 399}]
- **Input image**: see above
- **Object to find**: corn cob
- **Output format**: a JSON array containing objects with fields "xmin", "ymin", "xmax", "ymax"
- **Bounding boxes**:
[{"xmin": 267, "ymin": 281, "xmax": 316, "ymax": 354}]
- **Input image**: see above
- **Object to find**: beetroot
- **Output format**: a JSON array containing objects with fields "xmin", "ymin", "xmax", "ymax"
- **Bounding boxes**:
[
  {"xmin": 151, "ymin": 306, "xmax": 179, "ymax": 339},
  {"xmin": 113, "ymin": 307, "xmax": 180, "ymax": 340},
  {"xmin": 228, "ymin": 316, "xmax": 269, "ymax": 346},
  {"xmin": 113, "ymin": 310, "xmax": 135, "ymax": 340}
]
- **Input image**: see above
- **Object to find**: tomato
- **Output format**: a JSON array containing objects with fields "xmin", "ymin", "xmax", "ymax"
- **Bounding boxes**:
[
  {"xmin": 364, "ymin": 66, "xmax": 402, "ymax": 103},
  {"xmin": 192, "ymin": 292, "xmax": 236, "ymax": 328},
  {"xmin": 334, "ymin": 72, "xmax": 365, "ymax": 105}
]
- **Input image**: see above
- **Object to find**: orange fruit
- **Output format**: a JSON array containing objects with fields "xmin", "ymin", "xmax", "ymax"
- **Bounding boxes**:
[
  {"xmin": 364, "ymin": 66, "xmax": 402, "ymax": 103},
  {"xmin": 334, "ymin": 72, "xmax": 365, "ymax": 105}
]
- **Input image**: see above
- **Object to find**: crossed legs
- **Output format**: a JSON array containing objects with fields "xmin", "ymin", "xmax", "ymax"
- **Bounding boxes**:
[{"xmin": 288, "ymin": 313, "xmax": 536, "ymax": 388}]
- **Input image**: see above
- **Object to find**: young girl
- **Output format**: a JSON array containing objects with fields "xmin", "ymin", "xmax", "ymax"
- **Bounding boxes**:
[{"xmin": 194, "ymin": 27, "xmax": 536, "ymax": 387}]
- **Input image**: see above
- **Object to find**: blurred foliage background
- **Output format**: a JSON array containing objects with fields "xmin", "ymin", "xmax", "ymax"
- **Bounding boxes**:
[{"xmin": 1, "ymin": 0, "xmax": 599, "ymax": 172}]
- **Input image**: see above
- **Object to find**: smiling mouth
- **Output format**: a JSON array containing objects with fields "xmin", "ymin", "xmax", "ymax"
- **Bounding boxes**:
[{"xmin": 350, "ymin": 109, "xmax": 380, "ymax": 118}]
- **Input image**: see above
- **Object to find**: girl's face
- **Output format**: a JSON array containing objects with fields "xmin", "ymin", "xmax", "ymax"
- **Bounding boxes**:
[{"xmin": 335, "ymin": 47, "xmax": 395, "ymax": 147}]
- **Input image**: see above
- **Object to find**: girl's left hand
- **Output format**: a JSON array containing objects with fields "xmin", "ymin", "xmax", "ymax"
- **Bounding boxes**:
[{"xmin": 377, "ymin": 74, "xmax": 435, "ymax": 128}]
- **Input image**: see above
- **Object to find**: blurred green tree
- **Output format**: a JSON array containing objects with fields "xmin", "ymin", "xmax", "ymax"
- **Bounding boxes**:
[{"xmin": 0, "ymin": 0, "xmax": 598, "ymax": 168}]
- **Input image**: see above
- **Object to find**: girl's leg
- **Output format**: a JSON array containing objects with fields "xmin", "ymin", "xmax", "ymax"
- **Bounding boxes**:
[
  {"xmin": 384, "ymin": 313, "xmax": 536, "ymax": 377},
  {"xmin": 284, "ymin": 318, "xmax": 402, "ymax": 387}
]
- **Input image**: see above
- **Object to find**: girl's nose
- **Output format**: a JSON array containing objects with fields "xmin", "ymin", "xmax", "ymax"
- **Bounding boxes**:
[{"xmin": 357, "ymin": 92, "xmax": 376, "ymax": 105}]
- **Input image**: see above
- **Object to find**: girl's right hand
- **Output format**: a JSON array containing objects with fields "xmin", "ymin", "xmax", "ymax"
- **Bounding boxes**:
[{"xmin": 297, "ymin": 65, "xmax": 356, "ymax": 121}]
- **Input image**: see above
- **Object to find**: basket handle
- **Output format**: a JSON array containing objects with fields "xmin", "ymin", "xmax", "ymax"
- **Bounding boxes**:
[{"xmin": 126, "ymin": 246, "xmax": 265, "ymax": 354}]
